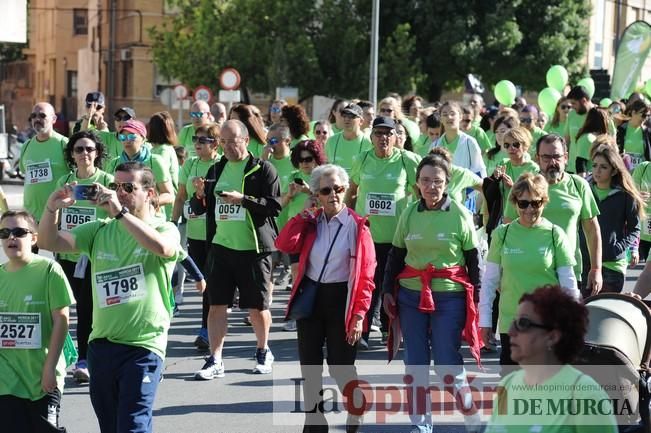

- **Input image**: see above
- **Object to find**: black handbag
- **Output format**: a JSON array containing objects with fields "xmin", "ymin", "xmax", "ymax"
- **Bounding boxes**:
[{"xmin": 287, "ymin": 223, "xmax": 344, "ymax": 320}]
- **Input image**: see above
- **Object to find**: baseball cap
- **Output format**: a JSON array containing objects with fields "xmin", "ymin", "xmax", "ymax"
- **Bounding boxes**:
[
  {"xmin": 120, "ymin": 119, "xmax": 147, "ymax": 137},
  {"xmin": 372, "ymin": 116, "xmax": 396, "ymax": 129},
  {"xmin": 85, "ymin": 91, "xmax": 105, "ymax": 106},
  {"xmin": 115, "ymin": 107, "xmax": 136, "ymax": 119},
  {"xmin": 340, "ymin": 103, "xmax": 363, "ymax": 118}
]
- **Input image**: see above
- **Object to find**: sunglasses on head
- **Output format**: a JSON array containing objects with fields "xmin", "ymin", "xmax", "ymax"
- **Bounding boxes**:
[
  {"xmin": 74, "ymin": 146, "xmax": 97, "ymax": 154},
  {"xmin": 115, "ymin": 114, "xmax": 131, "ymax": 122},
  {"xmin": 29, "ymin": 112, "xmax": 47, "ymax": 120},
  {"xmin": 189, "ymin": 111, "xmax": 205, "ymax": 119},
  {"xmin": 118, "ymin": 133, "xmax": 137, "ymax": 142},
  {"xmin": 192, "ymin": 135, "xmax": 216, "ymax": 145},
  {"xmin": 298, "ymin": 156, "xmax": 314, "ymax": 163},
  {"xmin": 516, "ymin": 199, "xmax": 544, "ymax": 209},
  {"xmin": 318, "ymin": 185, "xmax": 345, "ymax": 195},
  {"xmin": 510, "ymin": 317, "xmax": 553, "ymax": 333},
  {"xmin": 0, "ymin": 227, "xmax": 33, "ymax": 239},
  {"xmin": 108, "ymin": 182, "xmax": 138, "ymax": 193},
  {"xmin": 560, "ymin": 104, "xmax": 572, "ymax": 110},
  {"xmin": 503, "ymin": 141, "xmax": 521, "ymax": 149}
]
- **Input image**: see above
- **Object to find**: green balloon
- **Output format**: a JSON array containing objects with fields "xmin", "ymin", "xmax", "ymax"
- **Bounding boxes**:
[
  {"xmin": 599, "ymin": 98, "xmax": 613, "ymax": 108},
  {"xmin": 645, "ymin": 80, "xmax": 651, "ymax": 97},
  {"xmin": 546, "ymin": 65, "xmax": 568, "ymax": 92},
  {"xmin": 538, "ymin": 87, "xmax": 562, "ymax": 116},
  {"xmin": 577, "ymin": 77, "xmax": 595, "ymax": 99},
  {"xmin": 494, "ymin": 80, "xmax": 516, "ymax": 106}
]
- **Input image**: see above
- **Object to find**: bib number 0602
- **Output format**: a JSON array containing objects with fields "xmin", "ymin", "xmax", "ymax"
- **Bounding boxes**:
[{"xmin": 368, "ymin": 199, "xmax": 392, "ymax": 210}]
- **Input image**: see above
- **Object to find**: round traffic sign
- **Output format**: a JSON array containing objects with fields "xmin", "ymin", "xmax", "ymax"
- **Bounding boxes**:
[
  {"xmin": 219, "ymin": 68, "xmax": 241, "ymax": 91},
  {"xmin": 193, "ymin": 85, "xmax": 213, "ymax": 103},
  {"xmin": 173, "ymin": 84, "xmax": 189, "ymax": 99}
]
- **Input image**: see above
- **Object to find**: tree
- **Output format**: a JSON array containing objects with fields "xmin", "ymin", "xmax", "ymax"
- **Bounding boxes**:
[{"xmin": 378, "ymin": 23, "xmax": 426, "ymax": 97}]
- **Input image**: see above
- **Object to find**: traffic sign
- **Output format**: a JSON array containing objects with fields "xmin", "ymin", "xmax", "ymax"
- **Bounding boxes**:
[
  {"xmin": 219, "ymin": 90, "xmax": 241, "ymax": 103},
  {"xmin": 219, "ymin": 68, "xmax": 241, "ymax": 91},
  {"xmin": 173, "ymin": 84, "xmax": 189, "ymax": 100},
  {"xmin": 193, "ymin": 85, "xmax": 213, "ymax": 103}
]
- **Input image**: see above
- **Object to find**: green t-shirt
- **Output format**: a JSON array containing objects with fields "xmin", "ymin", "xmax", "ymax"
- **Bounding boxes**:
[
  {"xmin": 393, "ymin": 198, "xmax": 478, "ymax": 292},
  {"xmin": 213, "ymin": 157, "xmax": 256, "ymax": 251},
  {"xmin": 447, "ymin": 165, "xmax": 482, "ymax": 204},
  {"xmin": 152, "ymin": 144, "xmax": 180, "ymax": 220},
  {"xmin": 247, "ymin": 138, "xmax": 265, "ymax": 158},
  {"xmin": 19, "ymin": 132, "xmax": 70, "ymax": 221},
  {"xmin": 500, "ymin": 160, "xmax": 540, "ymax": 211},
  {"xmin": 268, "ymin": 155, "xmax": 295, "ymax": 230},
  {"xmin": 325, "ymin": 132, "xmax": 373, "ymax": 173},
  {"xmin": 97, "ymin": 130, "xmax": 122, "ymax": 160},
  {"xmin": 438, "ymin": 133, "xmax": 460, "ymax": 154},
  {"xmin": 401, "ymin": 117, "xmax": 420, "ymax": 144},
  {"xmin": 505, "ymin": 173, "xmax": 600, "ymax": 279},
  {"xmin": 0, "ymin": 256, "xmax": 74, "ymax": 400},
  {"xmin": 178, "ymin": 124, "xmax": 197, "ymax": 159},
  {"xmin": 544, "ymin": 119, "xmax": 567, "ymax": 137},
  {"xmin": 412, "ymin": 134, "xmax": 432, "ymax": 157},
  {"xmin": 350, "ymin": 149, "xmax": 420, "ymax": 243},
  {"xmin": 286, "ymin": 170, "xmax": 312, "ymax": 219},
  {"xmin": 468, "ymin": 125, "xmax": 492, "ymax": 153},
  {"xmin": 565, "ymin": 111, "xmax": 587, "ymax": 174},
  {"xmin": 72, "ymin": 218, "xmax": 179, "ymax": 359},
  {"xmin": 632, "ymin": 162, "xmax": 651, "ymax": 241},
  {"xmin": 485, "ymin": 365, "xmax": 618, "ymax": 433},
  {"xmin": 576, "ymin": 133, "xmax": 596, "ymax": 172},
  {"xmin": 179, "ymin": 156, "xmax": 219, "ymax": 240},
  {"xmin": 487, "ymin": 219, "xmax": 575, "ymax": 332},
  {"xmin": 528, "ymin": 126, "xmax": 547, "ymax": 158},
  {"xmin": 484, "ymin": 150, "xmax": 509, "ymax": 179},
  {"xmin": 55, "ymin": 169, "xmax": 114, "ymax": 262},
  {"xmin": 624, "ymin": 124, "xmax": 645, "ymax": 169},
  {"xmin": 290, "ymin": 134, "xmax": 310, "ymax": 149}
]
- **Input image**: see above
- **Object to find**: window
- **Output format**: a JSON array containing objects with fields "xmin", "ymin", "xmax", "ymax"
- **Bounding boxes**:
[
  {"xmin": 73, "ymin": 9, "xmax": 88, "ymax": 35},
  {"xmin": 66, "ymin": 71, "xmax": 78, "ymax": 97}
]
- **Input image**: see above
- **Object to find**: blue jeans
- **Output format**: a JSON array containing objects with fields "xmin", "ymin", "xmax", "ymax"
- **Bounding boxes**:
[
  {"xmin": 398, "ymin": 287, "xmax": 469, "ymax": 429},
  {"xmin": 88, "ymin": 339, "xmax": 163, "ymax": 433}
]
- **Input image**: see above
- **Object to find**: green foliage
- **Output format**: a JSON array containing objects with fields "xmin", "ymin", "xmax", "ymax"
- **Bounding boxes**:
[
  {"xmin": 150, "ymin": 0, "xmax": 592, "ymax": 101},
  {"xmin": 0, "ymin": 44, "xmax": 25, "ymax": 63}
]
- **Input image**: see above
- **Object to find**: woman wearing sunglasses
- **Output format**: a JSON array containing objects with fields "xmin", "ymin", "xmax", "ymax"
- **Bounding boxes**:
[
  {"xmin": 275, "ymin": 164, "xmax": 375, "ymax": 433},
  {"xmin": 485, "ymin": 285, "xmax": 617, "ymax": 433},
  {"xmin": 0, "ymin": 210, "xmax": 74, "ymax": 432},
  {"xmin": 55, "ymin": 130, "xmax": 113, "ymax": 383},
  {"xmin": 312, "ymin": 120, "xmax": 332, "ymax": 150},
  {"xmin": 172, "ymin": 125, "xmax": 221, "ymax": 349},
  {"xmin": 544, "ymin": 98, "xmax": 571, "ymax": 137},
  {"xmin": 616, "ymin": 99, "xmax": 651, "ymax": 171},
  {"xmin": 267, "ymin": 99, "xmax": 287, "ymax": 126},
  {"xmin": 382, "ymin": 155, "xmax": 482, "ymax": 433},
  {"xmin": 480, "ymin": 172, "xmax": 579, "ymax": 367}
]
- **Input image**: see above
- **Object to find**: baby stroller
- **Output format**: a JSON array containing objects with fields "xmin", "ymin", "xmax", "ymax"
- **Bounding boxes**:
[{"xmin": 576, "ymin": 293, "xmax": 651, "ymax": 433}]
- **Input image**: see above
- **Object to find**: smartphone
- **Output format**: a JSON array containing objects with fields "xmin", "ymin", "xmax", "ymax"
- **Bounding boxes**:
[
  {"xmin": 216, "ymin": 190, "xmax": 227, "ymax": 197},
  {"xmin": 294, "ymin": 178, "xmax": 305, "ymax": 185},
  {"xmin": 73, "ymin": 184, "xmax": 98, "ymax": 201}
]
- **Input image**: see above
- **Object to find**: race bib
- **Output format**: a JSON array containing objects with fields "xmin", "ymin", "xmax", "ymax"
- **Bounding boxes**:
[
  {"xmin": 60, "ymin": 206, "xmax": 96, "ymax": 231},
  {"xmin": 626, "ymin": 153, "xmax": 644, "ymax": 170},
  {"xmin": 25, "ymin": 161, "xmax": 52, "ymax": 184},
  {"xmin": 183, "ymin": 200, "xmax": 205, "ymax": 220},
  {"xmin": 365, "ymin": 192, "xmax": 396, "ymax": 216},
  {"xmin": 215, "ymin": 198, "xmax": 246, "ymax": 221},
  {"xmin": 95, "ymin": 264, "xmax": 146, "ymax": 308},
  {"xmin": 0, "ymin": 313, "xmax": 41, "ymax": 349}
]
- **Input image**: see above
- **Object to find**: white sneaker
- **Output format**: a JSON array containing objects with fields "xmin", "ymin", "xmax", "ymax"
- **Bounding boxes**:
[
  {"xmin": 283, "ymin": 320, "xmax": 297, "ymax": 331},
  {"xmin": 194, "ymin": 356, "xmax": 225, "ymax": 380},
  {"xmin": 252, "ymin": 348, "xmax": 274, "ymax": 374}
]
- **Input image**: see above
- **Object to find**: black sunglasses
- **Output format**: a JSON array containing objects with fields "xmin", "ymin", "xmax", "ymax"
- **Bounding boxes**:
[
  {"xmin": 108, "ymin": 182, "xmax": 138, "ymax": 193},
  {"xmin": 511, "ymin": 317, "xmax": 553, "ymax": 333},
  {"xmin": 298, "ymin": 156, "xmax": 314, "ymax": 163},
  {"xmin": 318, "ymin": 185, "xmax": 345, "ymax": 195},
  {"xmin": 29, "ymin": 112, "xmax": 47, "ymax": 120},
  {"xmin": 0, "ymin": 227, "xmax": 33, "ymax": 239},
  {"xmin": 503, "ymin": 141, "xmax": 521, "ymax": 149},
  {"xmin": 192, "ymin": 136, "xmax": 216, "ymax": 145},
  {"xmin": 519, "ymin": 118, "xmax": 533, "ymax": 124},
  {"xmin": 560, "ymin": 104, "xmax": 572, "ymax": 110},
  {"xmin": 115, "ymin": 115, "xmax": 131, "ymax": 122},
  {"xmin": 516, "ymin": 199, "xmax": 544, "ymax": 209},
  {"xmin": 74, "ymin": 146, "xmax": 97, "ymax": 154}
]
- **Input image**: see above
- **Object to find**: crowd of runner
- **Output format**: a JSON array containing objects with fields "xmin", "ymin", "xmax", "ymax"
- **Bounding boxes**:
[{"xmin": 2, "ymin": 86, "xmax": 650, "ymax": 432}]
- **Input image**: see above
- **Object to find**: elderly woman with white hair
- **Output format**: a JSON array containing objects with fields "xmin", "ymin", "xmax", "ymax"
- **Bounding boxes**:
[{"xmin": 275, "ymin": 163, "xmax": 376, "ymax": 433}]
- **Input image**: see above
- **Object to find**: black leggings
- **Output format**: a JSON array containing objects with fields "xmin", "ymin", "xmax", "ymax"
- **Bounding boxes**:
[
  {"xmin": 59, "ymin": 258, "xmax": 92, "ymax": 361},
  {"xmin": 188, "ymin": 238, "xmax": 209, "ymax": 328}
]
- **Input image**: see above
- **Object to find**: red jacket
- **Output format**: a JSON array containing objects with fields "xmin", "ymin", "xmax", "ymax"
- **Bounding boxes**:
[{"xmin": 275, "ymin": 207, "xmax": 377, "ymax": 331}]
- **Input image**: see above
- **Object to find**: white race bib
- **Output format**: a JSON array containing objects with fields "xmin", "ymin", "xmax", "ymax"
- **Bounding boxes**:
[
  {"xmin": 61, "ymin": 206, "xmax": 96, "ymax": 231},
  {"xmin": 25, "ymin": 161, "xmax": 53, "ymax": 184},
  {"xmin": 95, "ymin": 264, "xmax": 146, "ymax": 308},
  {"xmin": 215, "ymin": 198, "xmax": 246, "ymax": 221},
  {"xmin": 183, "ymin": 200, "xmax": 205, "ymax": 220},
  {"xmin": 626, "ymin": 152, "xmax": 644, "ymax": 170},
  {"xmin": 365, "ymin": 192, "xmax": 396, "ymax": 216},
  {"xmin": 0, "ymin": 313, "xmax": 41, "ymax": 349}
]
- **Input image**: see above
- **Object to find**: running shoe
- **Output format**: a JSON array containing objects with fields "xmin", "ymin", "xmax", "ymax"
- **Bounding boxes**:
[
  {"xmin": 72, "ymin": 359, "xmax": 90, "ymax": 383},
  {"xmin": 252, "ymin": 348, "xmax": 274, "ymax": 374},
  {"xmin": 194, "ymin": 356, "xmax": 225, "ymax": 380},
  {"xmin": 282, "ymin": 320, "xmax": 297, "ymax": 332}
]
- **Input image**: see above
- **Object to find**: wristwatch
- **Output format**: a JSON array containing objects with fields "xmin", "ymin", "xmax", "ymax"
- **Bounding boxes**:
[{"xmin": 114, "ymin": 206, "xmax": 129, "ymax": 220}]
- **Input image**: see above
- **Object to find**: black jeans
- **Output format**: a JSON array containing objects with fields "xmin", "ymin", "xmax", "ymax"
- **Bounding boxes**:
[
  {"xmin": 188, "ymin": 238, "xmax": 209, "ymax": 328},
  {"xmin": 297, "ymin": 280, "xmax": 360, "ymax": 431},
  {"xmin": 59, "ymin": 258, "xmax": 92, "ymax": 361},
  {"xmin": 0, "ymin": 389, "xmax": 66, "ymax": 432},
  {"xmin": 363, "ymin": 242, "xmax": 392, "ymax": 339}
]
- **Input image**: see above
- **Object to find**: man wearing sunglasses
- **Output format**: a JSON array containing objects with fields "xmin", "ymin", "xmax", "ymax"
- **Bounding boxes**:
[
  {"xmin": 38, "ymin": 161, "xmax": 180, "ymax": 433},
  {"xmin": 178, "ymin": 100, "xmax": 212, "ymax": 158},
  {"xmin": 324, "ymin": 104, "xmax": 373, "ymax": 173},
  {"xmin": 504, "ymin": 134, "xmax": 603, "ymax": 296},
  {"xmin": 73, "ymin": 91, "xmax": 109, "ymax": 135},
  {"xmin": 19, "ymin": 102, "xmax": 69, "ymax": 222},
  {"xmin": 189, "ymin": 119, "xmax": 281, "ymax": 380},
  {"xmin": 90, "ymin": 106, "xmax": 137, "ymax": 160}
]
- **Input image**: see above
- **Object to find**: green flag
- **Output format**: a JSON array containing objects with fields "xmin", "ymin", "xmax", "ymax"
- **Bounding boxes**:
[{"xmin": 610, "ymin": 20, "xmax": 651, "ymax": 100}]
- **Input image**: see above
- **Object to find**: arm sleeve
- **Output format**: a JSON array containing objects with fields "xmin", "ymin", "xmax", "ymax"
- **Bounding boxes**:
[
  {"xmin": 556, "ymin": 266, "xmax": 579, "ymax": 299},
  {"xmin": 180, "ymin": 255, "xmax": 204, "ymax": 281},
  {"xmin": 479, "ymin": 262, "xmax": 501, "ymax": 328},
  {"xmin": 241, "ymin": 162, "xmax": 282, "ymax": 218},
  {"xmin": 463, "ymin": 248, "xmax": 480, "ymax": 288},
  {"xmin": 382, "ymin": 246, "xmax": 406, "ymax": 295}
]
